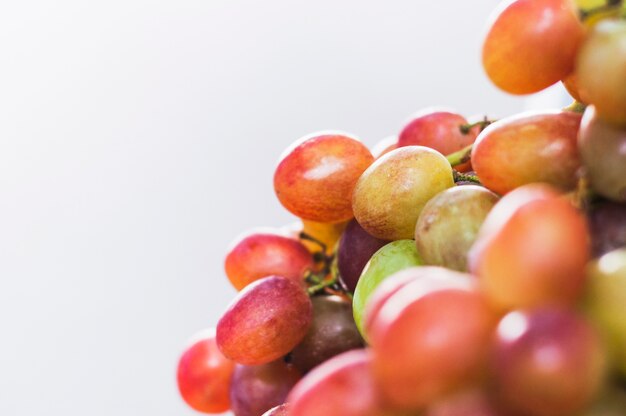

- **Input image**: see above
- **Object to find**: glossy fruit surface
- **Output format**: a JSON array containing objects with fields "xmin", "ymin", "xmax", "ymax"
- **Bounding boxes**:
[
  {"xmin": 425, "ymin": 388, "xmax": 503, "ymax": 416},
  {"xmin": 482, "ymin": 0, "xmax": 585, "ymax": 94},
  {"xmin": 370, "ymin": 269, "xmax": 494, "ymax": 410},
  {"xmin": 577, "ymin": 20, "xmax": 626, "ymax": 126},
  {"xmin": 397, "ymin": 109, "xmax": 479, "ymax": 159},
  {"xmin": 286, "ymin": 350, "xmax": 393, "ymax": 416},
  {"xmin": 579, "ymin": 106, "xmax": 626, "ymax": 202},
  {"xmin": 585, "ymin": 248, "xmax": 626, "ymax": 376},
  {"xmin": 469, "ymin": 184, "xmax": 590, "ymax": 310},
  {"xmin": 225, "ymin": 231, "xmax": 314, "ymax": 290},
  {"xmin": 290, "ymin": 295, "xmax": 364, "ymax": 373},
  {"xmin": 352, "ymin": 240, "xmax": 423, "ymax": 337},
  {"xmin": 229, "ymin": 360, "xmax": 301, "ymax": 416},
  {"xmin": 491, "ymin": 308, "xmax": 606, "ymax": 416},
  {"xmin": 415, "ymin": 185, "xmax": 499, "ymax": 272},
  {"xmin": 262, "ymin": 404, "xmax": 289, "ymax": 416},
  {"xmin": 353, "ymin": 146, "xmax": 454, "ymax": 240},
  {"xmin": 471, "ymin": 111, "xmax": 582, "ymax": 195},
  {"xmin": 177, "ymin": 329, "xmax": 235, "ymax": 414},
  {"xmin": 274, "ymin": 133, "xmax": 374, "ymax": 223},
  {"xmin": 337, "ymin": 219, "xmax": 389, "ymax": 292},
  {"xmin": 217, "ymin": 276, "xmax": 312, "ymax": 365}
]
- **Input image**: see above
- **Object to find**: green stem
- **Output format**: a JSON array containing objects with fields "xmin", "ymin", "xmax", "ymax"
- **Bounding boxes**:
[
  {"xmin": 579, "ymin": 0, "xmax": 623, "ymax": 20},
  {"xmin": 299, "ymin": 232, "xmax": 327, "ymax": 253},
  {"xmin": 307, "ymin": 275, "xmax": 338, "ymax": 295},
  {"xmin": 563, "ymin": 100, "xmax": 587, "ymax": 114},
  {"xmin": 453, "ymin": 170, "xmax": 481, "ymax": 184},
  {"xmin": 459, "ymin": 118, "xmax": 493, "ymax": 135},
  {"xmin": 446, "ymin": 144, "xmax": 473, "ymax": 167}
]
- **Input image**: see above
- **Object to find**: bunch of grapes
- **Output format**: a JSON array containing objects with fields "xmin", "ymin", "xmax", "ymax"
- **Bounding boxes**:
[{"xmin": 176, "ymin": 0, "xmax": 626, "ymax": 415}]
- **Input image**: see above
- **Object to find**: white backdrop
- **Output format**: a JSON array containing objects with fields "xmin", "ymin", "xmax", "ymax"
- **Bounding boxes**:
[{"xmin": 0, "ymin": 1, "xmax": 526, "ymax": 414}]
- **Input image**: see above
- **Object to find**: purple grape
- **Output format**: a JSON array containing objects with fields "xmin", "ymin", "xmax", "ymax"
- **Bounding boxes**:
[
  {"xmin": 261, "ymin": 404, "xmax": 288, "ymax": 416},
  {"xmin": 229, "ymin": 360, "xmax": 301, "ymax": 416},
  {"xmin": 290, "ymin": 295, "xmax": 363, "ymax": 373},
  {"xmin": 337, "ymin": 219, "xmax": 388, "ymax": 292},
  {"xmin": 587, "ymin": 200, "xmax": 626, "ymax": 257}
]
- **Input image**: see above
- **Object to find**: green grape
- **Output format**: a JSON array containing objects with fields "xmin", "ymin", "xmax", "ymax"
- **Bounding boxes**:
[
  {"xmin": 352, "ymin": 146, "xmax": 454, "ymax": 240},
  {"xmin": 415, "ymin": 185, "xmax": 499, "ymax": 272},
  {"xmin": 585, "ymin": 248, "xmax": 626, "ymax": 376},
  {"xmin": 352, "ymin": 240, "xmax": 422, "ymax": 338}
]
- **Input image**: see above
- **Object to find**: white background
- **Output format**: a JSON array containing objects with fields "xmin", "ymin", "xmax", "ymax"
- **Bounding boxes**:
[{"xmin": 0, "ymin": 1, "xmax": 535, "ymax": 414}]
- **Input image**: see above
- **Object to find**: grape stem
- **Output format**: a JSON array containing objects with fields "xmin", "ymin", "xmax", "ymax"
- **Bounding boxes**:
[
  {"xmin": 459, "ymin": 117, "xmax": 493, "ymax": 135},
  {"xmin": 563, "ymin": 100, "xmax": 587, "ymax": 114},
  {"xmin": 307, "ymin": 275, "xmax": 337, "ymax": 296},
  {"xmin": 579, "ymin": 0, "xmax": 623, "ymax": 20},
  {"xmin": 299, "ymin": 232, "xmax": 328, "ymax": 253},
  {"xmin": 446, "ymin": 144, "xmax": 473, "ymax": 167},
  {"xmin": 453, "ymin": 170, "xmax": 481, "ymax": 185}
]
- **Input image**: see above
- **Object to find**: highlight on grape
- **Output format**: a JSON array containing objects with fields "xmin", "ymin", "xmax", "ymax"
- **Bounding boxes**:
[{"xmin": 176, "ymin": 0, "xmax": 626, "ymax": 414}]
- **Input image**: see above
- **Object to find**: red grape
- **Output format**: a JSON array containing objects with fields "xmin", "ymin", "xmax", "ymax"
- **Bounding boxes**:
[
  {"xmin": 471, "ymin": 110, "xmax": 582, "ymax": 195},
  {"xmin": 482, "ymin": 0, "xmax": 585, "ymax": 94},
  {"xmin": 274, "ymin": 133, "xmax": 374, "ymax": 223},
  {"xmin": 369, "ymin": 268, "xmax": 494, "ymax": 410},
  {"xmin": 225, "ymin": 231, "xmax": 314, "ymax": 291},
  {"xmin": 286, "ymin": 349, "xmax": 395, "ymax": 416},
  {"xmin": 491, "ymin": 308, "xmax": 606, "ymax": 416},
  {"xmin": 469, "ymin": 184, "xmax": 590, "ymax": 310},
  {"xmin": 217, "ymin": 276, "xmax": 313, "ymax": 365},
  {"xmin": 397, "ymin": 108, "xmax": 479, "ymax": 169},
  {"xmin": 177, "ymin": 329, "xmax": 235, "ymax": 414}
]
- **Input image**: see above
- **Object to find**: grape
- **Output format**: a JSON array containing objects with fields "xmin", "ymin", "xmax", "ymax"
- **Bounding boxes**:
[
  {"xmin": 468, "ymin": 184, "xmax": 590, "ymax": 310},
  {"xmin": 274, "ymin": 133, "xmax": 374, "ymax": 223},
  {"xmin": 369, "ymin": 268, "xmax": 494, "ymax": 410},
  {"xmin": 397, "ymin": 109, "xmax": 479, "ymax": 172},
  {"xmin": 229, "ymin": 360, "xmax": 301, "ymax": 416},
  {"xmin": 262, "ymin": 404, "xmax": 289, "ymax": 416},
  {"xmin": 352, "ymin": 240, "xmax": 423, "ymax": 337},
  {"xmin": 491, "ymin": 308, "xmax": 606, "ymax": 416},
  {"xmin": 177, "ymin": 329, "xmax": 235, "ymax": 414},
  {"xmin": 584, "ymin": 386, "xmax": 626, "ymax": 416},
  {"xmin": 362, "ymin": 267, "xmax": 426, "ymax": 339},
  {"xmin": 352, "ymin": 146, "xmax": 454, "ymax": 240},
  {"xmin": 415, "ymin": 185, "xmax": 499, "ymax": 272},
  {"xmin": 579, "ymin": 106, "xmax": 626, "ymax": 202},
  {"xmin": 470, "ymin": 111, "xmax": 582, "ymax": 195},
  {"xmin": 337, "ymin": 219, "xmax": 389, "ymax": 292},
  {"xmin": 562, "ymin": 73, "xmax": 588, "ymax": 104},
  {"xmin": 425, "ymin": 388, "xmax": 504, "ymax": 416},
  {"xmin": 225, "ymin": 231, "xmax": 314, "ymax": 291},
  {"xmin": 286, "ymin": 349, "xmax": 395, "ymax": 416},
  {"xmin": 300, "ymin": 219, "xmax": 348, "ymax": 255},
  {"xmin": 584, "ymin": 248, "xmax": 626, "ymax": 376},
  {"xmin": 586, "ymin": 200, "xmax": 626, "ymax": 257},
  {"xmin": 577, "ymin": 20, "xmax": 626, "ymax": 126},
  {"xmin": 482, "ymin": 0, "xmax": 585, "ymax": 94},
  {"xmin": 290, "ymin": 295, "xmax": 364, "ymax": 373},
  {"xmin": 371, "ymin": 135, "xmax": 397, "ymax": 159},
  {"xmin": 217, "ymin": 276, "xmax": 313, "ymax": 365}
]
